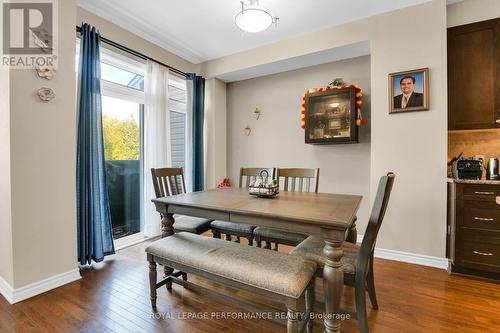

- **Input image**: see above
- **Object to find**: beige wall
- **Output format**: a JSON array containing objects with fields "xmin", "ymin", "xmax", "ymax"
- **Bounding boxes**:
[
  {"xmin": 447, "ymin": 0, "xmax": 500, "ymax": 27},
  {"xmin": 0, "ymin": 68, "xmax": 13, "ymax": 287},
  {"xmin": 77, "ymin": 8, "xmax": 199, "ymax": 74},
  {"xmin": 1, "ymin": 3, "xmax": 202, "ymax": 293},
  {"xmin": 227, "ymin": 56, "xmax": 372, "ymax": 228},
  {"xmin": 203, "ymin": 0, "xmax": 448, "ymax": 258},
  {"xmin": 7, "ymin": 0, "xmax": 78, "ymax": 288},
  {"xmin": 204, "ymin": 78, "xmax": 227, "ymax": 189}
]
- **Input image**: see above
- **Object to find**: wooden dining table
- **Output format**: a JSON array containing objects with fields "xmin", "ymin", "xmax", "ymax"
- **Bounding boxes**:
[{"xmin": 153, "ymin": 187, "xmax": 362, "ymax": 333}]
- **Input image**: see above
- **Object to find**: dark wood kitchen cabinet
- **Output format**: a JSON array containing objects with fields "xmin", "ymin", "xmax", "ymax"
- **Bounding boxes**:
[
  {"xmin": 448, "ymin": 19, "xmax": 500, "ymax": 130},
  {"xmin": 448, "ymin": 181, "xmax": 500, "ymax": 279}
]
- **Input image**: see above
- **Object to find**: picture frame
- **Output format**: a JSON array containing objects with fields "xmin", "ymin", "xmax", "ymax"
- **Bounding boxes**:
[{"xmin": 388, "ymin": 68, "xmax": 429, "ymax": 114}]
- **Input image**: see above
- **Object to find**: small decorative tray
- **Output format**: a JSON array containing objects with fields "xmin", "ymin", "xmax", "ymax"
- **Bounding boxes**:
[{"xmin": 248, "ymin": 170, "xmax": 279, "ymax": 198}]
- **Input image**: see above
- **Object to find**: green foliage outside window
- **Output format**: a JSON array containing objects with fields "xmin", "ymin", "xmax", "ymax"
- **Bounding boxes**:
[{"xmin": 102, "ymin": 115, "xmax": 140, "ymax": 160}]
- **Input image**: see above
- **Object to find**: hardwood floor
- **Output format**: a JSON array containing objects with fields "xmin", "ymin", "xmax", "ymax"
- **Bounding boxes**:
[{"xmin": 1, "ymin": 236, "xmax": 500, "ymax": 333}]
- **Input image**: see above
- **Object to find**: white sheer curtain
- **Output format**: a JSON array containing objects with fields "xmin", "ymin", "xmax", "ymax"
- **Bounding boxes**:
[
  {"xmin": 143, "ymin": 61, "xmax": 171, "ymax": 237},
  {"xmin": 184, "ymin": 79, "xmax": 194, "ymax": 192}
]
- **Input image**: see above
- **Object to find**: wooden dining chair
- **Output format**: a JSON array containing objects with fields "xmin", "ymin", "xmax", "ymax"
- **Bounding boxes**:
[
  {"xmin": 254, "ymin": 168, "xmax": 320, "ymax": 251},
  {"xmin": 151, "ymin": 168, "xmax": 213, "ymax": 235},
  {"xmin": 210, "ymin": 167, "xmax": 276, "ymax": 245},
  {"xmin": 291, "ymin": 172, "xmax": 395, "ymax": 333}
]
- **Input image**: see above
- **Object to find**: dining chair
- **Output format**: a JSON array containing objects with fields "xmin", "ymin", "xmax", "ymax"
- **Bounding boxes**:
[
  {"xmin": 210, "ymin": 167, "xmax": 276, "ymax": 245},
  {"xmin": 254, "ymin": 168, "xmax": 320, "ymax": 251},
  {"xmin": 291, "ymin": 172, "xmax": 395, "ymax": 333},
  {"xmin": 151, "ymin": 168, "xmax": 213, "ymax": 235}
]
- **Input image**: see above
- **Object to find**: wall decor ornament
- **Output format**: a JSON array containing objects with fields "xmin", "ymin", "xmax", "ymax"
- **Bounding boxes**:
[
  {"xmin": 300, "ymin": 82, "xmax": 364, "ymax": 129},
  {"xmin": 254, "ymin": 107, "xmax": 261, "ymax": 120},
  {"xmin": 35, "ymin": 66, "xmax": 56, "ymax": 80},
  {"xmin": 36, "ymin": 87, "xmax": 56, "ymax": 102},
  {"xmin": 244, "ymin": 125, "xmax": 252, "ymax": 136}
]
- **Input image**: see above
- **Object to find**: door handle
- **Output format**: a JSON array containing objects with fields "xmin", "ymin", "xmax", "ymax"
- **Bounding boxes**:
[
  {"xmin": 473, "ymin": 250, "xmax": 493, "ymax": 256},
  {"xmin": 474, "ymin": 217, "xmax": 495, "ymax": 221}
]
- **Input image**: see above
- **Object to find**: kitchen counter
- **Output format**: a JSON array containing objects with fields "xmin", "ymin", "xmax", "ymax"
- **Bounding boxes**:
[{"xmin": 447, "ymin": 178, "xmax": 500, "ymax": 185}]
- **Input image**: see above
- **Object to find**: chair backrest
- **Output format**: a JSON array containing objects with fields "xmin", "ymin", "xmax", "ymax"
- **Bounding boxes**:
[
  {"xmin": 357, "ymin": 172, "xmax": 396, "ymax": 277},
  {"xmin": 277, "ymin": 168, "xmax": 320, "ymax": 192},
  {"xmin": 151, "ymin": 167, "xmax": 187, "ymax": 197},
  {"xmin": 239, "ymin": 167, "xmax": 276, "ymax": 188}
]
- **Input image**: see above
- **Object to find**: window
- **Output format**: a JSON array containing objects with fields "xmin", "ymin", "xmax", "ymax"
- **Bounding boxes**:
[{"xmin": 76, "ymin": 40, "xmax": 189, "ymax": 242}]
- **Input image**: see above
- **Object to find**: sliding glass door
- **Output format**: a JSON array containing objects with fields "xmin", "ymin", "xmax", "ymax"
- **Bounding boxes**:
[
  {"xmin": 99, "ymin": 50, "xmax": 146, "ymax": 242},
  {"xmin": 102, "ymin": 96, "xmax": 143, "ymax": 239}
]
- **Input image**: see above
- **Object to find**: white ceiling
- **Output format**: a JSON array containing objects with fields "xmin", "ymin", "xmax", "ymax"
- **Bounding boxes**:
[
  {"xmin": 77, "ymin": 0, "xmax": 436, "ymax": 64},
  {"xmin": 218, "ymin": 41, "xmax": 371, "ymax": 82}
]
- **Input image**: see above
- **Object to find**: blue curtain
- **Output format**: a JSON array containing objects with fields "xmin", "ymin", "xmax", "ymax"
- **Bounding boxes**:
[
  {"xmin": 188, "ymin": 74, "xmax": 205, "ymax": 192},
  {"xmin": 76, "ymin": 24, "xmax": 115, "ymax": 265}
]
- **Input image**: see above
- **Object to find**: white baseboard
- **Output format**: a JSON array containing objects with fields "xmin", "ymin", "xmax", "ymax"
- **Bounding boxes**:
[
  {"xmin": 0, "ymin": 268, "xmax": 81, "ymax": 304},
  {"xmin": 357, "ymin": 235, "xmax": 449, "ymax": 270},
  {"xmin": 0, "ymin": 276, "xmax": 13, "ymax": 304}
]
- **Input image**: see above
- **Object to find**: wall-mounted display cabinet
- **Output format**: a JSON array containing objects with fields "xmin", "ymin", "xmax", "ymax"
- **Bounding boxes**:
[{"xmin": 304, "ymin": 87, "xmax": 358, "ymax": 144}]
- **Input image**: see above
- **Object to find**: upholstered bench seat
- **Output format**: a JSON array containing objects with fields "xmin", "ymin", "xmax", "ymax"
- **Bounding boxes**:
[
  {"xmin": 146, "ymin": 232, "xmax": 317, "ymax": 298},
  {"xmin": 291, "ymin": 235, "xmax": 359, "ymax": 274}
]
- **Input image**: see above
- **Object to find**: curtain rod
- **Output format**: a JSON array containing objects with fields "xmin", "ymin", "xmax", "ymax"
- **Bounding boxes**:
[{"xmin": 76, "ymin": 25, "xmax": 189, "ymax": 78}]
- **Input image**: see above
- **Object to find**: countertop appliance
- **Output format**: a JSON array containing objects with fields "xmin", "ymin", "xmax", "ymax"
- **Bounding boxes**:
[
  {"xmin": 486, "ymin": 158, "xmax": 500, "ymax": 180},
  {"xmin": 453, "ymin": 158, "xmax": 483, "ymax": 180}
]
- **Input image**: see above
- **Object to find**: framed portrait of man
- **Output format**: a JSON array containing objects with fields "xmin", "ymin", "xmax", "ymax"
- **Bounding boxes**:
[{"xmin": 389, "ymin": 68, "xmax": 429, "ymax": 113}]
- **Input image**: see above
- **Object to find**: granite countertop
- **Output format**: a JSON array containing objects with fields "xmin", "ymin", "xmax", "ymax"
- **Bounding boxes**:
[{"xmin": 447, "ymin": 178, "xmax": 500, "ymax": 185}]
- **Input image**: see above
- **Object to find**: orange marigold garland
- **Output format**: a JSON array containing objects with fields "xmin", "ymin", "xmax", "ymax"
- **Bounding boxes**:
[{"xmin": 301, "ymin": 84, "xmax": 364, "ymax": 129}]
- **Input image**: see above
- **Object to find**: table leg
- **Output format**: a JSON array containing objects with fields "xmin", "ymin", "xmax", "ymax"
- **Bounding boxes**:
[
  {"xmin": 161, "ymin": 212, "xmax": 175, "ymax": 238},
  {"xmin": 161, "ymin": 212, "xmax": 175, "ymax": 289},
  {"xmin": 322, "ymin": 230, "xmax": 344, "ymax": 333}
]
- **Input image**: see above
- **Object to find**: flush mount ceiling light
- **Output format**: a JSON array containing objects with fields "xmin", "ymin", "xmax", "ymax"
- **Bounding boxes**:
[{"xmin": 234, "ymin": 0, "xmax": 278, "ymax": 33}]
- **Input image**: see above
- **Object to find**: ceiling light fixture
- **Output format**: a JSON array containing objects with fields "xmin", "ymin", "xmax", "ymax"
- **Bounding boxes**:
[{"xmin": 234, "ymin": 0, "xmax": 278, "ymax": 33}]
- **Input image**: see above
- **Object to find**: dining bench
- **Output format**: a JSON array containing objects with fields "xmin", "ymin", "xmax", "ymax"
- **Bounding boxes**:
[{"xmin": 146, "ymin": 232, "xmax": 317, "ymax": 333}]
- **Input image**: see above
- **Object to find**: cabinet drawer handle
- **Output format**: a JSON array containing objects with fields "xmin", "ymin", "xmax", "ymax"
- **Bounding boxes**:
[
  {"xmin": 474, "ymin": 191, "xmax": 495, "ymax": 195},
  {"xmin": 473, "ymin": 250, "xmax": 493, "ymax": 256},
  {"xmin": 496, "ymin": 119, "xmax": 500, "ymax": 124},
  {"xmin": 474, "ymin": 217, "xmax": 495, "ymax": 222}
]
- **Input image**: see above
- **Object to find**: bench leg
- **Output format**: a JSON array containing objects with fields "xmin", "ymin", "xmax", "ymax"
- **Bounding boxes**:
[
  {"xmin": 148, "ymin": 260, "xmax": 157, "ymax": 310},
  {"xmin": 305, "ymin": 282, "xmax": 315, "ymax": 333},
  {"xmin": 161, "ymin": 212, "xmax": 175, "ymax": 289},
  {"xmin": 273, "ymin": 243, "xmax": 279, "ymax": 251},
  {"xmin": 265, "ymin": 241, "xmax": 272, "ymax": 250},
  {"xmin": 287, "ymin": 309, "xmax": 299, "ymax": 333},
  {"xmin": 247, "ymin": 235, "xmax": 253, "ymax": 246},
  {"xmin": 225, "ymin": 233, "xmax": 232, "ymax": 241}
]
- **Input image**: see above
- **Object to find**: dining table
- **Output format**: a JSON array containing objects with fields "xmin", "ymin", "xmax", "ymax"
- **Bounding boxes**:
[{"xmin": 152, "ymin": 187, "xmax": 362, "ymax": 333}]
